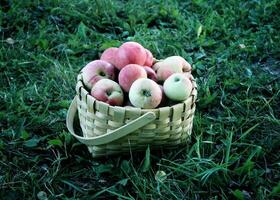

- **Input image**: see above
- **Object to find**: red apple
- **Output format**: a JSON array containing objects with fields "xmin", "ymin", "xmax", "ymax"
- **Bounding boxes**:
[
  {"xmin": 81, "ymin": 60, "xmax": 116, "ymax": 90},
  {"xmin": 129, "ymin": 78, "xmax": 162, "ymax": 109},
  {"xmin": 143, "ymin": 66, "xmax": 157, "ymax": 82},
  {"xmin": 114, "ymin": 42, "xmax": 147, "ymax": 70},
  {"xmin": 100, "ymin": 47, "xmax": 118, "ymax": 67},
  {"xmin": 158, "ymin": 84, "xmax": 167, "ymax": 107},
  {"xmin": 91, "ymin": 79, "xmax": 124, "ymax": 106},
  {"xmin": 143, "ymin": 49, "xmax": 154, "ymax": 67},
  {"xmin": 118, "ymin": 64, "xmax": 147, "ymax": 92}
]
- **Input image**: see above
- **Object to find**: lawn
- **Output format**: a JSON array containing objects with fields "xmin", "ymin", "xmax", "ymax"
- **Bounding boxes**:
[{"xmin": 1, "ymin": 0, "xmax": 280, "ymax": 199}]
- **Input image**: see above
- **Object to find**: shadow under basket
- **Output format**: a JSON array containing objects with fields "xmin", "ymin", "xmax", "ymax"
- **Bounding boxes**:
[{"xmin": 66, "ymin": 73, "xmax": 197, "ymax": 158}]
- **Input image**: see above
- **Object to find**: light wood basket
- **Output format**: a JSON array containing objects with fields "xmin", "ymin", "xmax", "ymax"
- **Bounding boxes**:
[{"xmin": 66, "ymin": 72, "xmax": 197, "ymax": 158}]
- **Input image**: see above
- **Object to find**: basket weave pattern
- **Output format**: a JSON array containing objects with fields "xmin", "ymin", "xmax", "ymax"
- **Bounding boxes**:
[{"xmin": 67, "ymin": 73, "xmax": 197, "ymax": 158}]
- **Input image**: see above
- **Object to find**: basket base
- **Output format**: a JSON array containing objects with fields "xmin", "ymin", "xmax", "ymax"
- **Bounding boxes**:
[{"xmin": 87, "ymin": 137, "xmax": 192, "ymax": 158}]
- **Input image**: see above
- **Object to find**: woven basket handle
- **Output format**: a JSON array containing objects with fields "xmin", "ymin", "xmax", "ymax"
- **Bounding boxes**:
[{"xmin": 66, "ymin": 96, "xmax": 156, "ymax": 146}]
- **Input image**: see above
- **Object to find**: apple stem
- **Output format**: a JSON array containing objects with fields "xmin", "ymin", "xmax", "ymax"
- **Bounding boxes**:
[
  {"xmin": 142, "ymin": 89, "xmax": 151, "ymax": 97},
  {"xmin": 99, "ymin": 71, "xmax": 106, "ymax": 76},
  {"xmin": 106, "ymin": 90, "xmax": 112, "ymax": 96}
]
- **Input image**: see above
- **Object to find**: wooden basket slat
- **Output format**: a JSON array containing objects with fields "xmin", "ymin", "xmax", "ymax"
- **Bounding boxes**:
[{"xmin": 112, "ymin": 106, "xmax": 126, "ymax": 122}]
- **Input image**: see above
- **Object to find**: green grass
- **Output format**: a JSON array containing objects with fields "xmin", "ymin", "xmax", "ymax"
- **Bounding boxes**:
[{"xmin": 1, "ymin": 0, "xmax": 280, "ymax": 199}]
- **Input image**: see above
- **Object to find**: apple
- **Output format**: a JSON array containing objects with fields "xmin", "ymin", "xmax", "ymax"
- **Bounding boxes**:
[
  {"xmin": 163, "ymin": 73, "xmax": 193, "ymax": 101},
  {"xmin": 171, "ymin": 56, "xmax": 191, "ymax": 72},
  {"xmin": 91, "ymin": 79, "xmax": 124, "ymax": 106},
  {"xmin": 117, "ymin": 42, "xmax": 147, "ymax": 68},
  {"xmin": 129, "ymin": 78, "xmax": 162, "ymax": 109},
  {"xmin": 143, "ymin": 66, "xmax": 157, "ymax": 82},
  {"xmin": 118, "ymin": 64, "xmax": 147, "ymax": 92},
  {"xmin": 143, "ymin": 49, "xmax": 154, "ymax": 67},
  {"xmin": 158, "ymin": 84, "xmax": 167, "ymax": 107},
  {"xmin": 100, "ymin": 47, "xmax": 118, "ymax": 67},
  {"xmin": 100, "ymin": 42, "xmax": 154, "ymax": 70},
  {"xmin": 152, "ymin": 60, "xmax": 162, "ymax": 71},
  {"xmin": 153, "ymin": 56, "xmax": 192, "ymax": 81},
  {"xmin": 183, "ymin": 72, "xmax": 193, "ymax": 81},
  {"xmin": 81, "ymin": 60, "xmax": 116, "ymax": 90}
]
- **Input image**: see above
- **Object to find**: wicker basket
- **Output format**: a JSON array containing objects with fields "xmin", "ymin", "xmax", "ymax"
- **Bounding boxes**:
[{"xmin": 66, "ymin": 72, "xmax": 197, "ymax": 158}]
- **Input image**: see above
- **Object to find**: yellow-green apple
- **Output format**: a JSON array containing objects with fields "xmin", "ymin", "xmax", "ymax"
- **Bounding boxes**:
[
  {"xmin": 143, "ymin": 66, "xmax": 157, "ymax": 82},
  {"xmin": 129, "ymin": 78, "xmax": 162, "ymax": 109},
  {"xmin": 115, "ymin": 42, "xmax": 147, "ymax": 70},
  {"xmin": 118, "ymin": 64, "xmax": 147, "ymax": 92},
  {"xmin": 163, "ymin": 73, "xmax": 192, "ymax": 101},
  {"xmin": 91, "ymin": 79, "xmax": 124, "ymax": 106},
  {"xmin": 81, "ymin": 60, "xmax": 116, "ymax": 90},
  {"xmin": 153, "ymin": 56, "xmax": 192, "ymax": 81},
  {"xmin": 143, "ymin": 49, "xmax": 154, "ymax": 67},
  {"xmin": 100, "ymin": 47, "xmax": 118, "ymax": 67}
]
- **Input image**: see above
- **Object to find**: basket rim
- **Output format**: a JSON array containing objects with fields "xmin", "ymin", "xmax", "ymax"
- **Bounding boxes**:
[{"xmin": 76, "ymin": 72, "xmax": 197, "ymax": 112}]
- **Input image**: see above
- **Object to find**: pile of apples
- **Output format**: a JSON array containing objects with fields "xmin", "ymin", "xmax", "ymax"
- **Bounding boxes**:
[{"xmin": 81, "ymin": 41, "xmax": 193, "ymax": 109}]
